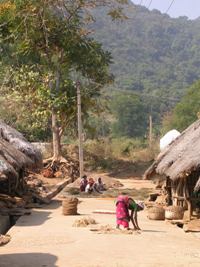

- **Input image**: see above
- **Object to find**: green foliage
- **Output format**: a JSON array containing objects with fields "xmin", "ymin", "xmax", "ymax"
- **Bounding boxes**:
[
  {"xmin": 111, "ymin": 93, "xmax": 147, "ymax": 137},
  {"xmin": 0, "ymin": 0, "xmax": 117, "ymax": 142},
  {"xmin": 83, "ymin": 137, "xmax": 156, "ymax": 170},
  {"xmin": 0, "ymin": 96, "xmax": 51, "ymax": 141},
  {"xmin": 91, "ymin": 3, "xmax": 200, "ymax": 125},
  {"xmin": 162, "ymin": 81, "xmax": 200, "ymax": 132},
  {"xmin": 111, "ymin": 137, "xmax": 147, "ymax": 157}
]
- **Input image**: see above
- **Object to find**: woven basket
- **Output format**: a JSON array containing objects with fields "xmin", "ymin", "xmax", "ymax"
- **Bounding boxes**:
[
  {"xmin": 62, "ymin": 197, "xmax": 78, "ymax": 216},
  {"xmin": 148, "ymin": 206, "xmax": 165, "ymax": 220},
  {"xmin": 165, "ymin": 206, "xmax": 184, "ymax": 220}
]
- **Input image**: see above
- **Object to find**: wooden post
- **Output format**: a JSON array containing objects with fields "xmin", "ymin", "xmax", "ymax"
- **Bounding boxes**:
[
  {"xmin": 149, "ymin": 115, "xmax": 153, "ymax": 148},
  {"xmin": 186, "ymin": 199, "xmax": 192, "ymax": 221},
  {"xmin": 52, "ymin": 109, "xmax": 61, "ymax": 160},
  {"xmin": 77, "ymin": 81, "xmax": 84, "ymax": 178}
]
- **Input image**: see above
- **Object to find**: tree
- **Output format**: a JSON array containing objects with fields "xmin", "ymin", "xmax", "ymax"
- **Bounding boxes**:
[
  {"xmin": 162, "ymin": 81, "xmax": 200, "ymax": 133},
  {"xmin": 111, "ymin": 93, "xmax": 147, "ymax": 137},
  {"xmin": 0, "ymin": 0, "xmax": 127, "ymax": 161}
]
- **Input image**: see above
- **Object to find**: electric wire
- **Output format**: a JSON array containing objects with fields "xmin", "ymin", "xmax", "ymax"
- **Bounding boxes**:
[
  {"xmin": 165, "ymin": 0, "xmax": 176, "ymax": 14},
  {"xmin": 147, "ymin": 0, "xmax": 153, "ymax": 9}
]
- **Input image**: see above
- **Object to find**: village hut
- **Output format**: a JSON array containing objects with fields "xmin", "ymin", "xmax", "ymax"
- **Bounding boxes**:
[
  {"xmin": 0, "ymin": 120, "xmax": 42, "ymax": 195},
  {"xmin": 144, "ymin": 119, "xmax": 200, "ymax": 219}
]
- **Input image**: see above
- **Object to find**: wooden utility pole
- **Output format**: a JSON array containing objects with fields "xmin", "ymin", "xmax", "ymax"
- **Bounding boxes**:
[
  {"xmin": 77, "ymin": 81, "xmax": 84, "ymax": 178},
  {"xmin": 149, "ymin": 114, "xmax": 153, "ymax": 148}
]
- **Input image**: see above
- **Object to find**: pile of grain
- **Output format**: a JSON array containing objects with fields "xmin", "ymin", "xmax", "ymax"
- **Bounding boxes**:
[
  {"xmin": 73, "ymin": 217, "xmax": 97, "ymax": 227},
  {"xmin": 0, "ymin": 234, "xmax": 11, "ymax": 246},
  {"xmin": 90, "ymin": 225, "xmax": 140, "ymax": 235}
]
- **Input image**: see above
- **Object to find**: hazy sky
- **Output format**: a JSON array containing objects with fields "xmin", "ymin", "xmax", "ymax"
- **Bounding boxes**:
[{"xmin": 131, "ymin": 0, "xmax": 200, "ymax": 19}]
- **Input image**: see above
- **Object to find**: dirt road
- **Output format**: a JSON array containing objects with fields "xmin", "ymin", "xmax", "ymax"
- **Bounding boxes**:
[{"xmin": 1, "ymin": 194, "xmax": 200, "ymax": 267}]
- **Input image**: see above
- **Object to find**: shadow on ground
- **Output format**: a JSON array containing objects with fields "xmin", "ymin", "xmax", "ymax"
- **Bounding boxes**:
[
  {"xmin": 0, "ymin": 253, "xmax": 58, "ymax": 267},
  {"xmin": 16, "ymin": 200, "xmax": 61, "ymax": 227},
  {"xmin": 142, "ymin": 230, "xmax": 167, "ymax": 233}
]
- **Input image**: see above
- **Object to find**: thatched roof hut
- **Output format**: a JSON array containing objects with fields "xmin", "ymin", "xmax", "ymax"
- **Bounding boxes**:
[
  {"xmin": 144, "ymin": 119, "xmax": 200, "ymax": 217},
  {"xmin": 144, "ymin": 119, "xmax": 200, "ymax": 182},
  {"xmin": 0, "ymin": 120, "xmax": 42, "ymax": 194},
  {"xmin": 144, "ymin": 120, "xmax": 200, "ymax": 220}
]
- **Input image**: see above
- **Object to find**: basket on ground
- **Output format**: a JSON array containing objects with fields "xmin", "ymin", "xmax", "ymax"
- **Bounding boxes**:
[
  {"xmin": 148, "ymin": 206, "xmax": 165, "ymax": 220},
  {"xmin": 62, "ymin": 197, "xmax": 78, "ymax": 215},
  {"xmin": 165, "ymin": 206, "xmax": 184, "ymax": 220}
]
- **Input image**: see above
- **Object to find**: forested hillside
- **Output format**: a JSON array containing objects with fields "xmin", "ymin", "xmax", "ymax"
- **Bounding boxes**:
[
  {"xmin": 92, "ymin": 3, "xmax": 200, "ymax": 114},
  {"xmin": 1, "ymin": 1, "xmax": 200, "ymax": 142}
]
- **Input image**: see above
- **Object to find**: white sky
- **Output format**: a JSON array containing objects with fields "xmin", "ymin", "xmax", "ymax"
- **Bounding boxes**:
[{"xmin": 131, "ymin": 0, "xmax": 200, "ymax": 19}]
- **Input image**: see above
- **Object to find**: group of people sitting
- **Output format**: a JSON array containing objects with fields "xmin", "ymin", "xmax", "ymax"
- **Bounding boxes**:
[{"xmin": 80, "ymin": 175, "xmax": 106, "ymax": 194}]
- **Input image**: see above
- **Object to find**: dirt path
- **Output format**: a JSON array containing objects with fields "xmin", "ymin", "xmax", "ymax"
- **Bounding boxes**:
[{"xmin": 1, "ymin": 195, "xmax": 200, "ymax": 267}]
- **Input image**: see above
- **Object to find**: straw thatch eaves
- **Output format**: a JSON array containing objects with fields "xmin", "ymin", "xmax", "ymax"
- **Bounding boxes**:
[
  {"xmin": 0, "ymin": 120, "xmax": 42, "ymax": 193},
  {"xmin": 144, "ymin": 119, "xmax": 200, "ymax": 185}
]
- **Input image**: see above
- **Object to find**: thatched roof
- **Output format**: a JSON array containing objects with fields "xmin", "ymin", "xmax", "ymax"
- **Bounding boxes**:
[
  {"xmin": 144, "ymin": 119, "xmax": 200, "ymax": 181},
  {"xmin": 0, "ymin": 120, "xmax": 42, "ymax": 183}
]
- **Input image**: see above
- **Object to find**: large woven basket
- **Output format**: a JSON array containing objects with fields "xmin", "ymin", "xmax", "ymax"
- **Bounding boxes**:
[
  {"xmin": 165, "ymin": 206, "xmax": 184, "ymax": 220},
  {"xmin": 148, "ymin": 206, "xmax": 165, "ymax": 220},
  {"xmin": 62, "ymin": 197, "xmax": 78, "ymax": 216}
]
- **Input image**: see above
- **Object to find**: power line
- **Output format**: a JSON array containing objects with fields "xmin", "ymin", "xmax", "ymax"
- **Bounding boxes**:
[
  {"xmin": 147, "ymin": 0, "xmax": 153, "ymax": 9},
  {"xmin": 165, "ymin": 0, "xmax": 176, "ymax": 14}
]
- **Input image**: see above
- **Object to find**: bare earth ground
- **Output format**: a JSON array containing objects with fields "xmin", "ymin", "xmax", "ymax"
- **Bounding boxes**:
[{"xmin": 1, "ymin": 176, "xmax": 200, "ymax": 267}]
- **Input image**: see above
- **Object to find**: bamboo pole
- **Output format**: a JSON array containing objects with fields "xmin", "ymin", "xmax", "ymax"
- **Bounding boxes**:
[{"xmin": 77, "ymin": 81, "xmax": 84, "ymax": 178}]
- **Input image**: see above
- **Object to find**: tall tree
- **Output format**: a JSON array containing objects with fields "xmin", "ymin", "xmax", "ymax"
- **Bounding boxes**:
[{"xmin": 0, "ymin": 0, "xmax": 127, "ymax": 161}]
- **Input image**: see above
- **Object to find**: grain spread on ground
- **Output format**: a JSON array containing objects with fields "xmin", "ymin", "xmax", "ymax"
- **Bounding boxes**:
[{"xmin": 72, "ymin": 217, "xmax": 97, "ymax": 227}]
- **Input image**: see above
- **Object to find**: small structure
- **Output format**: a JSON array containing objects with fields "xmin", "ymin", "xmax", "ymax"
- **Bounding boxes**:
[
  {"xmin": 144, "ymin": 119, "xmax": 200, "ymax": 220},
  {"xmin": 160, "ymin": 129, "xmax": 180, "ymax": 151},
  {"xmin": 0, "ymin": 120, "xmax": 42, "ymax": 195}
]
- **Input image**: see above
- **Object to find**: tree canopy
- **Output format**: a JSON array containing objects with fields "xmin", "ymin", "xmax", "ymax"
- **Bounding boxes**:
[
  {"xmin": 0, "ymin": 0, "xmax": 120, "ymax": 146},
  {"xmin": 111, "ymin": 93, "xmax": 147, "ymax": 137},
  {"xmin": 162, "ymin": 81, "xmax": 200, "ymax": 133}
]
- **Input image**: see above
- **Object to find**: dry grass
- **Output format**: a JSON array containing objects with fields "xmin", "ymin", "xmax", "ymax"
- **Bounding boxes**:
[
  {"xmin": 0, "ymin": 234, "xmax": 11, "ymax": 246},
  {"xmin": 82, "ymin": 138, "xmax": 158, "ymax": 171},
  {"xmin": 63, "ymin": 187, "xmax": 152, "ymax": 201},
  {"xmin": 73, "ymin": 217, "xmax": 97, "ymax": 227},
  {"xmin": 90, "ymin": 225, "xmax": 141, "ymax": 235}
]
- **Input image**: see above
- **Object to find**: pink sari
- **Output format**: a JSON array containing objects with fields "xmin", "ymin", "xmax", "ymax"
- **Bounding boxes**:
[{"xmin": 116, "ymin": 195, "xmax": 130, "ymax": 228}]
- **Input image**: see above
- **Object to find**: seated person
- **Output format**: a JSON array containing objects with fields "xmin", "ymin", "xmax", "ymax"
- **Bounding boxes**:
[
  {"xmin": 85, "ymin": 178, "xmax": 95, "ymax": 193},
  {"xmin": 80, "ymin": 175, "xmax": 88, "ymax": 192},
  {"xmin": 85, "ymin": 178, "xmax": 102, "ymax": 194},
  {"xmin": 96, "ymin": 177, "xmax": 106, "ymax": 191}
]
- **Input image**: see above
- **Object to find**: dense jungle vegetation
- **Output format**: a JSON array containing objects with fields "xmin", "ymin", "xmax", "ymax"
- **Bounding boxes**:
[{"xmin": 91, "ymin": 3, "xmax": 200, "ymax": 135}]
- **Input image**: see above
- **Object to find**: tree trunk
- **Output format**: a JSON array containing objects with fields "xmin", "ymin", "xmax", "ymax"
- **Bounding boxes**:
[
  {"xmin": 52, "ymin": 109, "xmax": 62, "ymax": 161},
  {"xmin": 51, "ymin": 69, "xmax": 62, "ymax": 161}
]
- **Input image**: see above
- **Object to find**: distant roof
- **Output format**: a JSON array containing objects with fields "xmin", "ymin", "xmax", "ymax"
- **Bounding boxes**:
[{"xmin": 144, "ymin": 119, "xmax": 200, "ymax": 181}]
